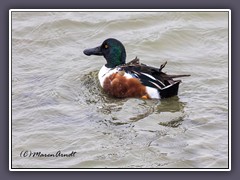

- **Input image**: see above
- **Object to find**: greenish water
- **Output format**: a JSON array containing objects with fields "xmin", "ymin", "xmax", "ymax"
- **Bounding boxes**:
[{"xmin": 11, "ymin": 11, "xmax": 229, "ymax": 169}]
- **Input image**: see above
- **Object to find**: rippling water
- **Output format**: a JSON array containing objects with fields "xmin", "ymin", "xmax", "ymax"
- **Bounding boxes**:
[{"xmin": 11, "ymin": 10, "xmax": 229, "ymax": 169}]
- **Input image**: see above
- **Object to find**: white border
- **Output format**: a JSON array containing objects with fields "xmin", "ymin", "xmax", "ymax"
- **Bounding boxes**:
[
  {"xmin": 9, "ymin": 9, "xmax": 231, "ymax": 171},
  {"xmin": 10, "ymin": 9, "xmax": 230, "ymax": 12},
  {"xmin": 228, "ymin": 10, "xmax": 231, "ymax": 171},
  {"xmin": 9, "ymin": 9, "xmax": 12, "ymax": 171}
]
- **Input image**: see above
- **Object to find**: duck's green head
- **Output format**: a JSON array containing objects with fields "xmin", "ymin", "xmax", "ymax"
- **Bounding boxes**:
[{"xmin": 83, "ymin": 38, "xmax": 126, "ymax": 68}]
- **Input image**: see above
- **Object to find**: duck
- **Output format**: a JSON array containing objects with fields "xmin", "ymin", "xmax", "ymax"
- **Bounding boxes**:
[{"xmin": 83, "ymin": 38, "xmax": 190, "ymax": 99}]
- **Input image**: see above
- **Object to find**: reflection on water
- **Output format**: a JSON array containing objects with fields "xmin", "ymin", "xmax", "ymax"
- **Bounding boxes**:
[{"xmin": 155, "ymin": 96, "xmax": 186, "ymax": 113}]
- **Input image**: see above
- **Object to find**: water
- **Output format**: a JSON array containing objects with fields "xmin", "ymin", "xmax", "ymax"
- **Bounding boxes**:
[{"xmin": 11, "ymin": 11, "xmax": 229, "ymax": 169}]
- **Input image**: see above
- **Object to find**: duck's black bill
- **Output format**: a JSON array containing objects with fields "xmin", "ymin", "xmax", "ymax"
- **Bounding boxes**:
[{"xmin": 83, "ymin": 46, "xmax": 102, "ymax": 56}]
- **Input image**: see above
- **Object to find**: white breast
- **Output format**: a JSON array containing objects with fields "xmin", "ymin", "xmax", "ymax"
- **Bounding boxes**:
[{"xmin": 98, "ymin": 65, "xmax": 117, "ymax": 87}]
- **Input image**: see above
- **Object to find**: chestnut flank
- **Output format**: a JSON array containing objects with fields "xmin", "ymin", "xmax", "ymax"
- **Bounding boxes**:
[{"xmin": 103, "ymin": 73, "xmax": 150, "ymax": 98}]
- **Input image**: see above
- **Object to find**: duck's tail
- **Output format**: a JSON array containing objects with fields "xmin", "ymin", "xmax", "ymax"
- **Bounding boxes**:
[
  {"xmin": 166, "ymin": 74, "xmax": 191, "ymax": 78},
  {"xmin": 158, "ymin": 80, "xmax": 181, "ymax": 98}
]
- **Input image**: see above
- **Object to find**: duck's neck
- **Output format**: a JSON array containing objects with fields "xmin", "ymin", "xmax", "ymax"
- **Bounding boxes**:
[{"xmin": 104, "ymin": 46, "xmax": 126, "ymax": 68}]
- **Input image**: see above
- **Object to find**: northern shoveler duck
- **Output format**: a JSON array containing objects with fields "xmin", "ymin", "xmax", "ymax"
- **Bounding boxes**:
[{"xmin": 83, "ymin": 38, "xmax": 190, "ymax": 99}]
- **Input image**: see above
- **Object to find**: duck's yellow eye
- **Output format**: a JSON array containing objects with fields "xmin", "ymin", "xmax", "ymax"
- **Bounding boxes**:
[{"xmin": 104, "ymin": 44, "xmax": 108, "ymax": 49}]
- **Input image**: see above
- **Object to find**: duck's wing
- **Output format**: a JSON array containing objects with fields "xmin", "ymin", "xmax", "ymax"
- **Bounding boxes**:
[{"xmin": 119, "ymin": 57, "xmax": 190, "ymax": 88}]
